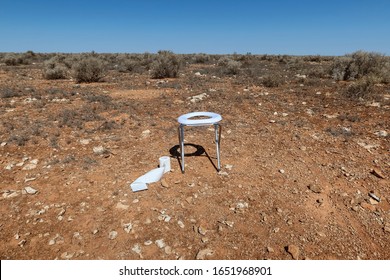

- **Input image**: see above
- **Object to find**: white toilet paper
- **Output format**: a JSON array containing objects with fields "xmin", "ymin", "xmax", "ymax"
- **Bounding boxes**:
[
  {"xmin": 130, "ymin": 156, "xmax": 171, "ymax": 192},
  {"xmin": 159, "ymin": 156, "xmax": 171, "ymax": 173}
]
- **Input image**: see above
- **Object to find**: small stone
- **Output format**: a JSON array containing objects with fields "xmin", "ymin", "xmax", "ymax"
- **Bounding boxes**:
[
  {"xmin": 123, "ymin": 223, "xmax": 133, "ymax": 233},
  {"xmin": 155, "ymin": 239, "xmax": 166, "ymax": 249},
  {"xmin": 185, "ymin": 196, "xmax": 193, "ymax": 204},
  {"xmin": 93, "ymin": 146, "xmax": 105, "ymax": 155},
  {"xmin": 144, "ymin": 240, "xmax": 153, "ymax": 246},
  {"xmin": 369, "ymin": 198, "xmax": 379, "ymax": 205},
  {"xmin": 92, "ymin": 229, "xmax": 99, "ymax": 235},
  {"xmin": 116, "ymin": 202, "xmax": 130, "ymax": 210},
  {"xmin": 198, "ymin": 226, "xmax": 207, "ymax": 236},
  {"xmin": 22, "ymin": 159, "xmax": 38, "ymax": 170},
  {"xmin": 177, "ymin": 220, "xmax": 185, "ymax": 229},
  {"xmin": 18, "ymin": 239, "xmax": 27, "ymax": 247},
  {"xmin": 374, "ymin": 130, "xmax": 388, "ymax": 137},
  {"xmin": 24, "ymin": 186, "xmax": 38, "ymax": 195},
  {"xmin": 61, "ymin": 252, "xmax": 74, "ymax": 260},
  {"xmin": 225, "ymin": 164, "xmax": 233, "ymax": 170},
  {"xmin": 308, "ymin": 184, "xmax": 322, "ymax": 194},
  {"xmin": 196, "ymin": 248, "xmax": 214, "ymax": 260},
  {"xmin": 5, "ymin": 163, "xmax": 14, "ymax": 170},
  {"xmin": 371, "ymin": 169, "xmax": 385, "ymax": 179},
  {"xmin": 164, "ymin": 246, "xmax": 172, "ymax": 255},
  {"xmin": 267, "ymin": 246, "xmax": 274, "ymax": 253},
  {"xmin": 361, "ymin": 202, "xmax": 376, "ymax": 211},
  {"xmin": 57, "ymin": 208, "xmax": 66, "ymax": 216},
  {"xmin": 108, "ymin": 231, "xmax": 118, "ymax": 240},
  {"xmin": 287, "ymin": 244, "xmax": 300, "ymax": 260},
  {"xmin": 80, "ymin": 139, "xmax": 91, "ymax": 145},
  {"xmin": 132, "ymin": 244, "xmax": 142, "ymax": 256},
  {"xmin": 141, "ymin": 130, "xmax": 151, "ymax": 137},
  {"xmin": 1, "ymin": 142, "xmax": 7, "ymax": 147},
  {"xmin": 279, "ymin": 169, "xmax": 285, "ymax": 174},
  {"xmin": 2, "ymin": 190, "xmax": 19, "ymax": 199},
  {"xmin": 160, "ymin": 179, "xmax": 169, "ymax": 188},
  {"xmin": 317, "ymin": 232, "xmax": 326, "ymax": 237}
]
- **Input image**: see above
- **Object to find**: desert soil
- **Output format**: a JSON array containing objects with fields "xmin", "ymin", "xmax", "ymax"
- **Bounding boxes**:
[{"xmin": 0, "ymin": 60, "xmax": 389, "ymax": 260}]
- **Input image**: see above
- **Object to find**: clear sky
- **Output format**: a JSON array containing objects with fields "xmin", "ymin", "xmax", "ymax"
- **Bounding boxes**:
[{"xmin": 1, "ymin": 0, "xmax": 389, "ymax": 55}]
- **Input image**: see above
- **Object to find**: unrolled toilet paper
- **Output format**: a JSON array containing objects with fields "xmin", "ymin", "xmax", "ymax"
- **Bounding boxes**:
[{"xmin": 130, "ymin": 156, "xmax": 171, "ymax": 192}]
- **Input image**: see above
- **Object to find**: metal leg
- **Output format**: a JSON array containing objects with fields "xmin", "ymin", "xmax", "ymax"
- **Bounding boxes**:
[
  {"xmin": 214, "ymin": 123, "xmax": 222, "ymax": 171},
  {"xmin": 179, "ymin": 124, "xmax": 185, "ymax": 172}
]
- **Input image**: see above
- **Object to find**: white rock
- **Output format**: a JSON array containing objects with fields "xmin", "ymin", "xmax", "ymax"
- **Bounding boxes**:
[
  {"xmin": 22, "ymin": 159, "xmax": 38, "ymax": 170},
  {"xmin": 178, "ymin": 220, "xmax": 185, "ymax": 229},
  {"xmin": 155, "ymin": 239, "xmax": 166, "ymax": 249},
  {"xmin": 108, "ymin": 231, "xmax": 118, "ymax": 240},
  {"xmin": 2, "ymin": 190, "xmax": 19, "ymax": 199},
  {"xmin": 5, "ymin": 163, "xmax": 14, "ymax": 170},
  {"xmin": 225, "ymin": 164, "xmax": 233, "ymax": 170},
  {"xmin": 132, "ymin": 244, "xmax": 142, "ymax": 255},
  {"xmin": 123, "ymin": 223, "xmax": 133, "ymax": 233},
  {"xmin": 374, "ymin": 130, "xmax": 388, "ymax": 137},
  {"xmin": 80, "ymin": 139, "xmax": 91, "ymax": 145},
  {"xmin": 24, "ymin": 186, "xmax": 38, "ymax": 195},
  {"xmin": 93, "ymin": 146, "xmax": 105, "ymax": 154},
  {"xmin": 141, "ymin": 130, "xmax": 151, "ymax": 137}
]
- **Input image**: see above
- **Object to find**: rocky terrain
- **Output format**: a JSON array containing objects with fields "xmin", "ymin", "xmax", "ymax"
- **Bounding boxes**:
[{"xmin": 0, "ymin": 54, "xmax": 389, "ymax": 260}]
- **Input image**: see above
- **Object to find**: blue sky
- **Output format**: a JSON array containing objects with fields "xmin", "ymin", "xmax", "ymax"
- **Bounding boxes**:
[{"xmin": 1, "ymin": 0, "xmax": 389, "ymax": 55}]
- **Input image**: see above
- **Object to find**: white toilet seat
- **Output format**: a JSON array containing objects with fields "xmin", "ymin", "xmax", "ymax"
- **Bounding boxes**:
[{"xmin": 178, "ymin": 112, "xmax": 222, "ymax": 126}]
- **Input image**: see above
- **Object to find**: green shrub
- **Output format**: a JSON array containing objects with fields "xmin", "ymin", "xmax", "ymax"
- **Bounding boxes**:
[
  {"xmin": 193, "ymin": 53, "xmax": 210, "ymax": 64},
  {"xmin": 344, "ymin": 75, "xmax": 379, "ymax": 99},
  {"xmin": 43, "ymin": 55, "xmax": 69, "ymax": 79},
  {"xmin": 150, "ymin": 51, "xmax": 180, "ymax": 79},
  {"xmin": 72, "ymin": 56, "xmax": 106, "ymax": 83},
  {"xmin": 217, "ymin": 56, "xmax": 242, "ymax": 75},
  {"xmin": 331, "ymin": 51, "xmax": 390, "ymax": 82},
  {"xmin": 4, "ymin": 53, "xmax": 23, "ymax": 66}
]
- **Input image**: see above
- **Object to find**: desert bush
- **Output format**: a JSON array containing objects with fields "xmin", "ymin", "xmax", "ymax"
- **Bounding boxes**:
[
  {"xmin": 3, "ymin": 52, "xmax": 35, "ymax": 65},
  {"xmin": 344, "ymin": 75, "xmax": 379, "ymax": 99},
  {"xmin": 0, "ymin": 88, "xmax": 20, "ymax": 98},
  {"xmin": 331, "ymin": 51, "xmax": 390, "ymax": 82},
  {"xmin": 117, "ymin": 57, "xmax": 143, "ymax": 73},
  {"xmin": 150, "ymin": 50, "xmax": 181, "ymax": 79},
  {"xmin": 217, "ymin": 56, "xmax": 242, "ymax": 75},
  {"xmin": 4, "ymin": 53, "xmax": 24, "ymax": 66},
  {"xmin": 262, "ymin": 75, "xmax": 283, "ymax": 87},
  {"xmin": 43, "ymin": 55, "xmax": 69, "ymax": 79},
  {"xmin": 72, "ymin": 56, "xmax": 107, "ymax": 83},
  {"xmin": 193, "ymin": 53, "xmax": 210, "ymax": 64}
]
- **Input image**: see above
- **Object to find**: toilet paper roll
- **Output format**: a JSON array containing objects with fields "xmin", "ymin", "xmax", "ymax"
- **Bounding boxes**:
[
  {"xmin": 130, "ymin": 156, "xmax": 170, "ymax": 192},
  {"xmin": 159, "ymin": 156, "xmax": 171, "ymax": 173}
]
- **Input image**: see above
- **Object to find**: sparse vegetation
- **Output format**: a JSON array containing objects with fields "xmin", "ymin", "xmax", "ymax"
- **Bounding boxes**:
[
  {"xmin": 72, "ymin": 55, "xmax": 107, "ymax": 83},
  {"xmin": 331, "ymin": 51, "xmax": 390, "ymax": 83},
  {"xmin": 150, "ymin": 50, "xmax": 181, "ymax": 79},
  {"xmin": 0, "ymin": 50, "xmax": 390, "ymax": 261},
  {"xmin": 262, "ymin": 75, "xmax": 283, "ymax": 87},
  {"xmin": 43, "ymin": 55, "xmax": 69, "ymax": 79}
]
